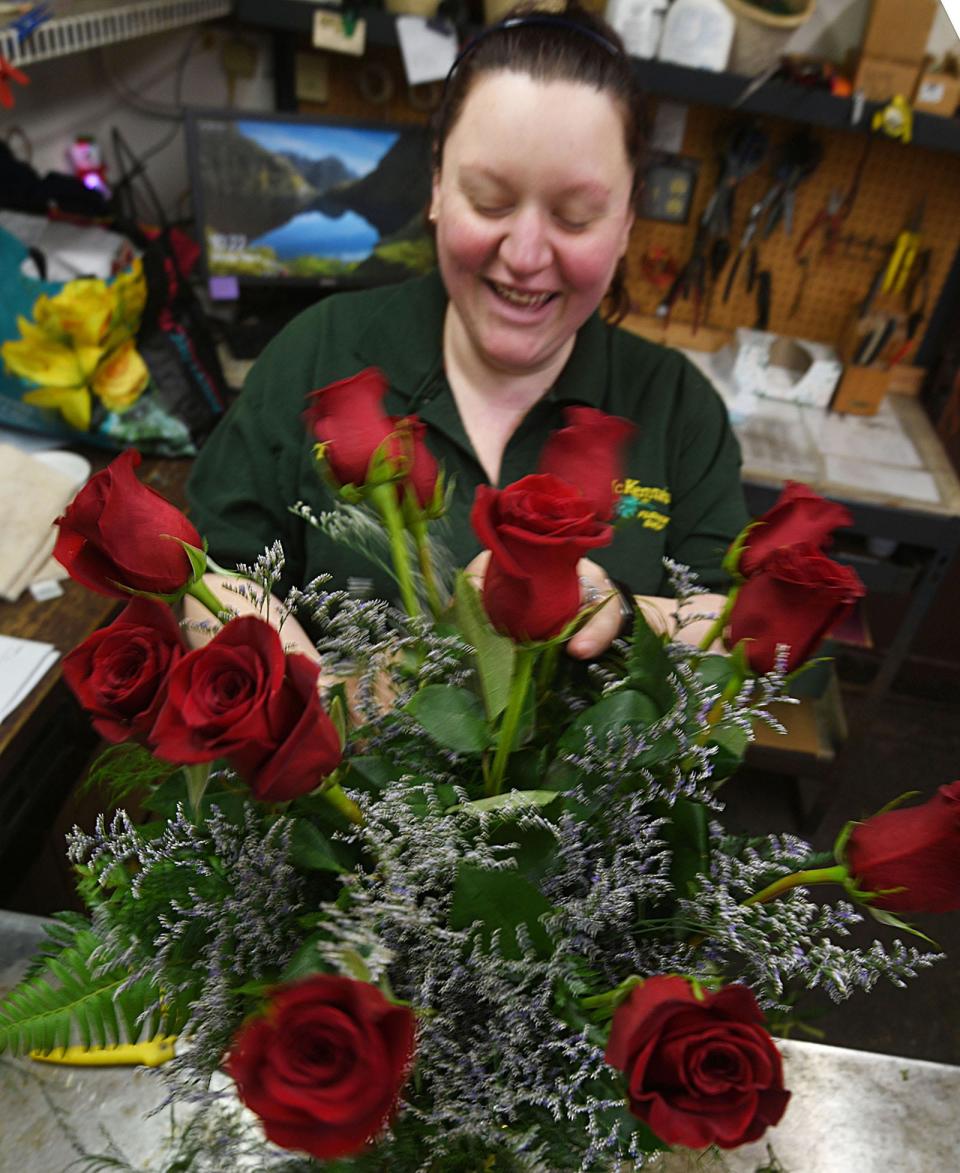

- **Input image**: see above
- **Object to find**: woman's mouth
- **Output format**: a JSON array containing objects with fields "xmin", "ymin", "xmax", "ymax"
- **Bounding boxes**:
[{"xmin": 486, "ymin": 280, "xmax": 556, "ymax": 309}]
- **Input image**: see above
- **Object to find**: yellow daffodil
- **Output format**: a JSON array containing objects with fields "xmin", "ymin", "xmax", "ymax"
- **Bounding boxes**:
[
  {"xmin": 2, "ymin": 330, "xmax": 104, "ymax": 388},
  {"xmin": 35, "ymin": 278, "xmax": 117, "ymax": 347},
  {"xmin": 113, "ymin": 257, "xmax": 148, "ymax": 327},
  {"xmin": 22, "ymin": 385, "xmax": 93, "ymax": 431},
  {"xmin": 92, "ymin": 339, "xmax": 150, "ymax": 412}
]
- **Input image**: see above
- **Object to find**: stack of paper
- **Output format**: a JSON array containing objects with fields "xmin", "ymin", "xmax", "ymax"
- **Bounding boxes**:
[{"xmin": 0, "ymin": 635, "xmax": 59, "ymax": 725}]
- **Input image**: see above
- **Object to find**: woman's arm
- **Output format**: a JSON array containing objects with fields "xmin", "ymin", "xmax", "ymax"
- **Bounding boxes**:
[{"xmin": 181, "ymin": 572, "xmax": 320, "ymax": 661}]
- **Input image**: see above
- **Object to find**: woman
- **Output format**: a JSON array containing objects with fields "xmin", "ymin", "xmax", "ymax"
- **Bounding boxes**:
[{"xmin": 186, "ymin": 3, "xmax": 747, "ymax": 657}]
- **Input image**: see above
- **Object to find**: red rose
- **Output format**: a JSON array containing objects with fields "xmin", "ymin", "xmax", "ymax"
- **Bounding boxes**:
[
  {"xmin": 537, "ymin": 406, "xmax": 635, "ymax": 520},
  {"xmin": 726, "ymin": 542, "xmax": 864, "ymax": 674},
  {"xmin": 738, "ymin": 482, "xmax": 852, "ymax": 578},
  {"xmin": 150, "ymin": 615, "xmax": 341, "ymax": 800},
  {"xmin": 605, "ymin": 976, "xmax": 790, "ymax": 1150},
  {"xmin": 53, "ymin": 449, "xmax": 203, "ymax": 599},
  {"xmin": 226, "ymin": 974, "xmax": 415, "ymax": 1161},
  {"xmin": 304, "ymin": 367, "xmax": 438, "ymax": 506},
  {"xmin": 471, "ymin": 473, "xmax": 613, "ymax": 642},
  {"xmin": 61, "ymin": 598, "xmax": 186, "ymax": 743},
  {"xmin": 845, "ymin": 781, "xmax": 960, "ymax": 913}
]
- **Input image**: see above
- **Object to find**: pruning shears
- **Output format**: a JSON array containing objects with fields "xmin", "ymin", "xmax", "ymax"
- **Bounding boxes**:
[{"xmin": 882, "ymin": 202, "xmax": 924, "ymax": 295}]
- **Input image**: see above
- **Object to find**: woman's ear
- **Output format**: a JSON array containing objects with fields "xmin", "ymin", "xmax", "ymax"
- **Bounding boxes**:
[{"xmin": 618, "ymin": 210, "xmax": 635, "ymax": 258}]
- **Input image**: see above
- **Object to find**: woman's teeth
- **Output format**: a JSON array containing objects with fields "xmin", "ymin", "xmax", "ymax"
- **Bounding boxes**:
[{"xmin": 490, "ymin": 281, "xmax": 553, "ymax": 308}]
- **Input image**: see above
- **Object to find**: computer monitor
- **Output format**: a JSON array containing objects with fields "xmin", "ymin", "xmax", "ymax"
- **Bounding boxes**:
[{"xmin": 184, "ymin": 108, "xmax": 435, "ymax": 295}]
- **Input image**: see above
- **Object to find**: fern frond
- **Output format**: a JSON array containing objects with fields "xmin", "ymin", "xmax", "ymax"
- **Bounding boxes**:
[{"xmin": 0, "ymin": 928, "xmax": 177, "ymax": 1057}]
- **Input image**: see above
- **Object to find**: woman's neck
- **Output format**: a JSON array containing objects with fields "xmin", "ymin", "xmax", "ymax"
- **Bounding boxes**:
[{"xmin": 443, "ymin": 309, "xmax": 574, "ymax": 484}]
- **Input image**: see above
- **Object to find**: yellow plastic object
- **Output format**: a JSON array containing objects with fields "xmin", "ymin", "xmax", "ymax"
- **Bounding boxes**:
[
  {"xmin": 871, "ymin": 96, "xmax": 913, "ymax": 144},
  {"xmin": 29, "ymin": 1036, "xmax": 177, "ymax": 1068}
]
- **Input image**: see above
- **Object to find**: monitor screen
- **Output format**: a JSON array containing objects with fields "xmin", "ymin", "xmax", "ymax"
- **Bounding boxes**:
[{"xmin": 184, "ymin": 108, "xmax": 435, "ymax": 292}]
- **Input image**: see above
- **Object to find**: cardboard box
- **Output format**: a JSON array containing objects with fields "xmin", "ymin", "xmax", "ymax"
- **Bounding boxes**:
[
  {"xmin": 914, "ymin": 70, "xmax": 960, "ymax": 116},
  {"xmin": 853, "ymin": 56, "xmax": 920, "ymax": 101},
  {"xmin": 831, "ymin": 366, "xmax": 890, "ymax": 415},
  {"xmin": 861, "ymin": 0, "xmax": 937, "ymax": 66}
]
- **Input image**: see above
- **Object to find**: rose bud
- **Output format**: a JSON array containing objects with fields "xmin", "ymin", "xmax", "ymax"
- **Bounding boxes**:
[
  {"xmin": 61, "ymin": 597, "xmax": 187, "ymax": 743},
  {"xmin": 605, "ymin": 975, "xmax": 790, "ymax": 1150},
  {"xmin": 844, "ymin": 781, "xmax": 960, "ymax": 913},
  {"xmin": 537, "ymin": 406, "xmax": 635, "ymax": 521},
  {"xmin": 226, "ymin": 974, "xmax": 415, "ymax": 1161},
  {"xmin": 303, "ymin": 367, "xmax": 437, "ymax": 506},
  {"xmin": 53, "ymin": 449, "xmax": 203, "ymax": 599},
  {"xmin": 737, "ymin": 482, "xmax": 853, "ymax": 578},
  {"xmin": 150, "ymin": 615, "xmax": 342, "ymax": 801},
  {"xmin": 471, "ymin": 473, "xmax": 613, "ymax": 642},
  {"xmin": 726, "ymin": 542, "xmax": 864, "ymax": 675}
]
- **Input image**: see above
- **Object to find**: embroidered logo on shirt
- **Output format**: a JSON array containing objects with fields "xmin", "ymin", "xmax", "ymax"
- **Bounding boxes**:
[{"xmin": 613, "ymin": 480, "xmax": 671, "ymax": 531}]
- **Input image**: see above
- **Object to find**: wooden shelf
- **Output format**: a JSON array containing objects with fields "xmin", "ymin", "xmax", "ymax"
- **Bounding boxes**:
[{"xmin": 0, "ymin": 0, "xmax": 233, "ymax": 68}]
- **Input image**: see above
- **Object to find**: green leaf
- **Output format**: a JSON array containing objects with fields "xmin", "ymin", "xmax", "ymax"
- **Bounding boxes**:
[
  {"xmin": 175, "ymin": 539, "xmax": 209, "ymax": 585},
  {"xmin": 289, "ymin": 818, "xmax": 348, "ymax": 873},
  {"xmin": 625, "ymin": 608, "xmax": 676, "ymax": 713},
  {"xmin": 456, "ymin": 789, "xmax": 560, "ymax": 815},
  {"xmin": 559, "ymin": 690, "xmax": 661, "ymax": 755},
  {"xmin": 449, "ymin": 864, "xmax": 554, "ymax": 960},
  {"xmin": 658, "ymin": 797, "xmax": 710, "ymax": 901},
  {"xmin": 405, "ymin": 684, "xmax": 492, "ymax": 754},
  {"xmin": 706, "ymin": 721, "xmax": 750, "ymax": 779},
  {"xmin": 0, "ymin": 927, "xmax": 185, "ymax": 1057},
  {"xmin": 342, "ymin": 755, "xmax": 397, "ymax": 794},
  {"xmin": 695, "ymin": 653, "xmax": 737, "ymax": 691},
  {"xmin": 184, "ymin": 763, "xmax": 211, "ymax": 815},
  {"xmin": 453, "ymin": 571, "xmax": 516, "ymax": 720}
]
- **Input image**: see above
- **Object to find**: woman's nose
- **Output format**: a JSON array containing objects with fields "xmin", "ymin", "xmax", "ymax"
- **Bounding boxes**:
[{"xmin": 499, "ymin": 207, "xmax": 552, "ymax": 274}]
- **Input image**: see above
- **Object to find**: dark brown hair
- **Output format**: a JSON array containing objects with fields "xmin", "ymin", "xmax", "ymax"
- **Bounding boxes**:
[{"xmin": 431, "ymin": 2, "xmax": 645, "ymax": 322}]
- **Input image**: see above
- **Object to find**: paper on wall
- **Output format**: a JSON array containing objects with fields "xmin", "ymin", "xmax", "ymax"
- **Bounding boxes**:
[{"xmin": 395, "ymin": 16, "xmax": 458, "ymax": 86}]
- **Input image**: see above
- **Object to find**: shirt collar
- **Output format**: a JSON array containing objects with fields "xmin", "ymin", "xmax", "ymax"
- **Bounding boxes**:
[{"xmin": 352, "ymin": 268, "xmax": 610, "ymax": 407}]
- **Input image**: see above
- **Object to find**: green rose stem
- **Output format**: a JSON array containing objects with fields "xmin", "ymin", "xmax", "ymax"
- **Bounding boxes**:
[
  {"xmin": 697, "ymin": 584, "xmax": 740, "ymax": 653},
  {"xmin": 185, "ymin": 577, "xmax": 229, "ymax": 620},
  {"xmin": 408, "ymin": 515, "xmax": 443, "ymax": 621},
  {"xmin": 368, "ymin": 482, "xmax": 421, "ymax": 619},
  {"xmin": 743, "ymin": 864, "xmax": 850, "ymax": 906},
  {"xmin": 687, "ymin": 863, "xmax": 852, "ymax": 948},
  {"xmin": 320, "ymin": 779, "xmax": 364, "ymax": 825},
  {"xmin": 487, "ymin": 646, "xmax": 537, "ymax": 797}
]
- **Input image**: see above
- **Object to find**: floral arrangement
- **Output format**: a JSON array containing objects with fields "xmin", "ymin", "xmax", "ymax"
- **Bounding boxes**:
[
  {"xmin": 2, "ymin": 375, "xmax": 959, "ymax": 1171},
  {"xmin": 0, "ymin": 261, "xmax": 149, "ymax": 432}
]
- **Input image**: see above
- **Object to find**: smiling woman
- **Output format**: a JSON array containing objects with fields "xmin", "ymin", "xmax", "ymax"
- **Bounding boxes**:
[{"xmin": 186, "ymin": 1, "xmax": 749, "ymax": 659}]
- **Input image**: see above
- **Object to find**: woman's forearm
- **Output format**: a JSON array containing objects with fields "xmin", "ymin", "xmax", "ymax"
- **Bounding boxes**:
[{"xmin": 181, "ymin": 572, "xmax": 320, "ymax": 661}]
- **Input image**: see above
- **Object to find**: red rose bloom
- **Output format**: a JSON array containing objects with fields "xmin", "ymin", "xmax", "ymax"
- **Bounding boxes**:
[
  {"xmin": 53, "ymin": 449, "xmax": 203, "ymax": 599},
  {"xmin": 150, "ymin": 615, "xmax": 341, "ymax": 800},
  {"xmin": 304, "ymin": 367, "xmax": 437, "ymax": 506},
  {"xmin": 537, "ymin": 406, "xmax": 635, "ymax": 521},
  {"xmin": 845, "ymin": 781, "xmax": 960, "ymax": 913},
  {"xmin": 61, "ymin": 597, "xmax": 186, "ymax": 743},
  {"xmin": 471, "ymin": 473, "xmax": 613, "ymax": 642},
  {"xmin": 727, "ymin": 542, "xmax": 864, "ymax": 674},
  {"xmin": 605, "ymin": 976, "xmax": 790, "ymax": 1150},
  {"xmin": 738, "ymin": 482, "xmax": 852, "ymax": 578},
  {"xmin": 227, "ymin": 974, "xmax": 415, "ymax": 1161}
]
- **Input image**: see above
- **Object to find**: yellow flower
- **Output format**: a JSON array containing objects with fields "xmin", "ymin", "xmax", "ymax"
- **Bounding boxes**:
[
  {"xmin": 22, "ymin": 385, "xmax": 93, "ymax": 431},
  {"xmin": 112, "ymin": 258, "xmax": 148, "ymax": 328},
  {"xmin": 2, "ymin": 331, "xmax": 104, "ymax": 388},
  {"xmin": 35, "ymin": 278, "xmax": 117, "ymax": 347},
  {"xmin": 92, "ymin": 340, "xmax": 150, "ymax": 413}
]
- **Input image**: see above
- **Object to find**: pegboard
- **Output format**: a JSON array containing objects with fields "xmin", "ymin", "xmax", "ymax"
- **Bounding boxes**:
[{"xmin": 625, "ymin": 102, "xmax": 960, "ymax": 357}]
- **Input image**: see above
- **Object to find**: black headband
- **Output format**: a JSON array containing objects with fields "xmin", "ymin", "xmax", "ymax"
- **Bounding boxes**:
[{"xmin": 444, "ymin": 13, "xmax": 623, "ymax": 89}]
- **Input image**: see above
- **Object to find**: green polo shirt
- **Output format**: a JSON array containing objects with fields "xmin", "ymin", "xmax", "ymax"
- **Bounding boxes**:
[{"xmin": 187, "ymin": 271, "xmax": 747, "ymax": 606}]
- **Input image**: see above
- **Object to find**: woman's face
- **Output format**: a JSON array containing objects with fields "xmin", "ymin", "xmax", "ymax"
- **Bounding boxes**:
[{"xmin": 431, "ymin": 71, "xmax": 636, "ymax": 379}]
